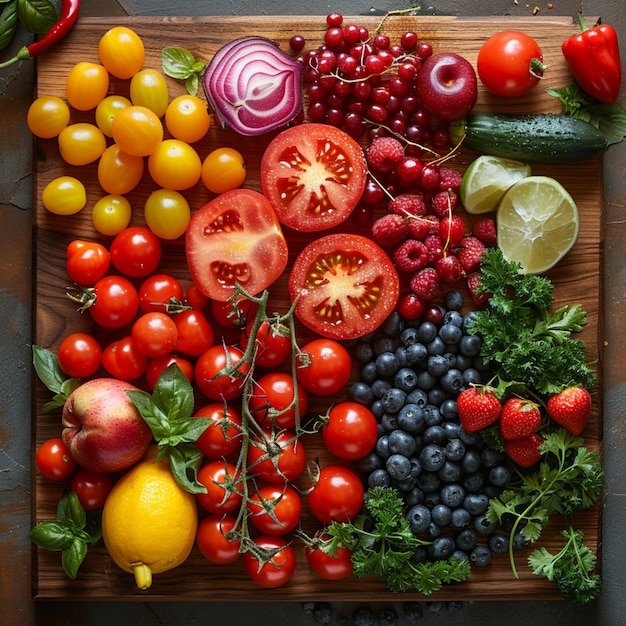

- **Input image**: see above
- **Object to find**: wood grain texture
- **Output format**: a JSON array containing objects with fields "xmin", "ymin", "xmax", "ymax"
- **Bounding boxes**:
[{"xmin": 32, "ymin": 16, "xmax": 602, "ymax": 601}]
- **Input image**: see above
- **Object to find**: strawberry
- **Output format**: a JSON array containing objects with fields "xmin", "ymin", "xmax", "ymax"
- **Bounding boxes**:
[
  {"xmin": 504, "ymin": 433, "xmax": 544, "ymax": 467},
  {"xmin": 499, "ymin": 397, "xmax": 541, "ymax": 440},
  {"xmin": 456, "ymin": 386, "xmax": 502, "ymax": 434},
  {"xmin": 546, "ymin": 386, "xmax": 592, "ymax": 435}
]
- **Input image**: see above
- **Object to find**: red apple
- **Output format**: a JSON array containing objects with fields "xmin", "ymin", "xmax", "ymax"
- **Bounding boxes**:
[
  {"xmin": 62, "ymin": 378, "xmax": 152, "ymax": 473},
  {"xmin": 416, "ymin": 52, "xmax": 478, "ymax": 121}
]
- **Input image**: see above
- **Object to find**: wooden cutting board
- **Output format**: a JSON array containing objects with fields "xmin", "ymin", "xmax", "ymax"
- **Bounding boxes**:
[{"xmin": 32, "ymin": 15, "xmax": 602, "ymax": 601}]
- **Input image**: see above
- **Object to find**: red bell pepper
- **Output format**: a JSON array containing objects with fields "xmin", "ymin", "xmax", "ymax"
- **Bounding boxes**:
[{"xmin": 561, "ymin": 13, "xmax": 622, "ymax": 104}]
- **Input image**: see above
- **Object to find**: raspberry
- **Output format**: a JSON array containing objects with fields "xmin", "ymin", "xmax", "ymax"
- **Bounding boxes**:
[
  {"xmin": 406, "ymin": 215, "xmax": 437, "ymax": 240},
  {"xmin": 436, "ymin": 254, "xmax": 463, "ymax": 283},
  {"xmin": 467, "ymin": 272, "xmax": 490, "ymax": 305},
  {"xmin": 424, "ymin": 233, "xmax": 444, "ymax": 264},
  {"xmin": 439, "ymin": 214, "xmax": 465, "ymax": 247},
  {"xmin": 366, "ymin": 136, "xmax": 405, "ymax": 172},
  {"xmin": 388, "ymin": 193, "xmax": 427, "ymax": 217},
  {"xmin": 456, "ymin": 236, "xmax": 486, "ymax": 272},
  {"xmin": 472, "ymin": 217, "xmax": 497, "ymax": 245},
  {"xmin": 432, "ymin": 189, "xmax": 458, "ymax": 215},
  {"xmin": 410, "ymin": 266, "xmax": 439, "ymax": 300},
  {"xmin": 393, "ymin": 239, "xmax": 429, "ymax": 273},
  {"xmin": 371, "ymin": 213, "xmax": 407, "ymax": 246},
  {"xmin": 438, "ymin": 167, "xmax": 463, "ymax": 191},
  {"xmin": 397, "ymin": 292, "xmax": 425, "ymax": 320}
]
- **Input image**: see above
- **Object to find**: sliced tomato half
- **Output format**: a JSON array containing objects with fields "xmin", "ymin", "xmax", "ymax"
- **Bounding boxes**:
[
  {"xmin": 260, "ymin": 123, "xmax": 367, "ymax": 232},
  {"xmin": 288, "ymin": 233, "xmax": 400, "ymax": 340},
  {"xmin": 186, "ymin": 189, "xmax": 288, "ymax": 301}
]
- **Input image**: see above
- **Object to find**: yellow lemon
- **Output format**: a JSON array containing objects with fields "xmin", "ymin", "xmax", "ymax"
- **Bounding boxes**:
[{"xmin": 102, "ymin": 448, "xmax": 197, "ymax": 590}]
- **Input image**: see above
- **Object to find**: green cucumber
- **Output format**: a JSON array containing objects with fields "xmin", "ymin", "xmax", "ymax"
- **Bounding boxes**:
[{"xmin": 450, "ymin": 113, "xmax": 608, "ymax": 163}]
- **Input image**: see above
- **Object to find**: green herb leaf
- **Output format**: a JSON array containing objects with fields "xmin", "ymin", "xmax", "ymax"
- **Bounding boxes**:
[
  {"xmin": 28, "ymin": 521, "xmax": 75, "ymax": 551},
  {"xmin": 16, "ymin": 0, "xmax": 56, "ymax": 34},
  {"xmin": 57, "ymin": 489, "xmax": 86, "ymax": 529},
  {"xmin": 62, "ymin": 537, "xmax": 88, "ymax": 580},
  {"xmin": 166, "ymin": 443, "xmax": 206, "ymax": 494},
  {"xmin": 162, "ymin": 46, "xmax": 206, "ymax": 95},
  {"xmin": 0, "ymin": 1, "xmax": 18, "ymax": 51},
  {"xmin": 32, "ymin": 345, "xmax": 79, "ymax": 411}
]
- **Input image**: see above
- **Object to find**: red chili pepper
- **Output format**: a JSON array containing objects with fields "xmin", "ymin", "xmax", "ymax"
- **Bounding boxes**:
[
  {"xmin": 0, "ymin": 0, "xmax": 80, "ymax": 69},
  {"xmin": 561, "ymin": 13, "xmax": 622, "ymax": 104}
]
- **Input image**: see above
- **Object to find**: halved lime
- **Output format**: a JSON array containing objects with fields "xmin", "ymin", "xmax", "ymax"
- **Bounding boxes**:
[
  {"xmin": 496, "ymin": 176, "xmax": 580, "ymax": 274},
  {"xmin": 460, "ymin": 155, "xmax": 531, "ymax": 214}
]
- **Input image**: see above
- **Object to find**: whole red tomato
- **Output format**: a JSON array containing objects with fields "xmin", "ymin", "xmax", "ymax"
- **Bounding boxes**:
[
  {"xmin": 244, "ymin": 535, "xmax": 296, "ymax": 588},
  {"xmin": 322, "ymin": 402, "xmax": 378, "ymax": 460},
  {"xmin": 173, "ymin": 308, "xmax": 214, "ymax": 357},
  {"xmin": 296, "ymin": 338, "xmax": 352, "ymax": 396},
  {"xmin": 247, "ymin": 484, "xmax": 302, "ymax": 536},
  {"xmin": 138, "ymin": 273, "xmax": 183, "ymax": 313},
  {"xmin": 88, "ymin": 275, "xmax": 139, "ymax": 329},
  {"xmin": 110, "ymin": 226, "xmax": 162, "ymax": 278},
  {"xmin": 307, "ymin": 465, "xmax": 364, "ymax": 524},
  {"xmin": 36, "ymin": 437, "xmax": 77, "ymax": 481},
  {"xmin": 131, "ymin": 311, "xmax": 179, "ymax": 358},
  {"xmin": 101, "ymin": 335, "xmax": 148, "ymax": 381},
  {"xmin": 196, "ymin": 514, "xmax": 241, "ymax": 565},
  {"xmin": 305, "ymin": 535, "xmax": 354, "ymax": 581},
  {"xmin": 195, "ymin": 344, "xmax": 250, "ymax": 401},
  {"xmin": 477, "ymin": 31, "xmax": 545, "ymax": 97},
  {"xmin": 247, "ymin": 431, "xmax": 307, "ymax": 484},
  {"xmin": 57, "ymin": 332, "xmax": 102, "ymax": 378},
  {"xmin": 66, "ymin": 240, "xmax": 110, "ymax": 286},
  {"xmin": 145, "ymin": 355, "xmax": 194, "ymax": 390},
  {"xmin": 240, "ymin": 318, "xmax": 291, "ymax": 369},
  {"xmin": 70, "ymin": 468, "xmax": 113, "ymax": 510},
  {"xmin": 196, "ymin": 460, "xmax": 243, "ymax": 514},
  {"xmin": 193, "ymin": 403, "xmax": 243, "ymax": 458}
]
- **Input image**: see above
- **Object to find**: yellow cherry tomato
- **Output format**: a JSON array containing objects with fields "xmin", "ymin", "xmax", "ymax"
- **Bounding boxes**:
[
  {"xmin": 97, "ymin": 144, "xmax": 145, "ymax": 195},
  {"xmin": 130, "ymin": 68, "xmax": 169, "ymax": 118},
  {"xmin": 92, "ymin": 194, "xmax": 132, "ymax": 236},
  {"xmin": 95, "ymin": 95, "xmax": 132, "ymax": 137},
  {"xmin": 201, "ymin": 147, "xmax": 247, "ymax": 194},
  {"xmin": 165, "ymin": 95, "xmax": 211, "ymax": 143},
  {"xmin": 147, "ymin": 139, "xmax": 202, "ymax": 190},
  {"xmin": 66, "ymin": 62, "xmax": 110, "ymax": 111},
  {"xmin": 111, "ymin": 105, "xmax": 163, "ymax": 157},
  {"xmin": 144, "ymin": 189, "xmax": 191, "ymax": 240},
  {"xmin": 58, "ymin": 123, "xmax": 107, "ymax": 166},
  {"xmin": 42, "ymin": 176, "xmax": 87, "ymax": 215},
  {"xmin": 98, "ymin": 26, "xmax": 145, "ymax": 79},
  {"xmin": 27, "ymin": 96, "xmax": 70, "ymax": 139}
]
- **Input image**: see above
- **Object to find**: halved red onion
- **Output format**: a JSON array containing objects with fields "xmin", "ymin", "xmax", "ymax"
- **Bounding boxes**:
[{"xmin": 203, "ymin": 36, "xmax": 304, "ymax": 136}]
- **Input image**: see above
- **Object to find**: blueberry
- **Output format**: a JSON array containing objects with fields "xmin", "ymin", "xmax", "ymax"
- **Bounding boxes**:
[
  {"xmin": 462, "ymin": 367, "xmax": 482, "ymax": 386},
  {"xmin": 368, "ymin": 468, "xmax": 392, "ymax": 488},
  {"xmin": 426, "ymin": 521, "xmax": 442, "ymax": 538},
  {"xmin": 406, "ymin": 341, "xmax": 428, "ymax": 364},
  {"xmin": 395, "ymin": 346, "xmax": 409, "ymax": 368},
  {"xmin": 470, "ymin": 544, "xmax": 492, "ymax": 567},
  {"xmin": 481, "ymin": 447, "xmax": 504, "ymax": 468},
  {"xmin": 377, "ymin": 607, "xmax": 399, "ymax": 626},
  {"xmin": 402, "ymin": 601, "xmax": 424, "ymax": 624},
  {"xmin": 375, "ymin": 435, "xmax": 390, "ymax": 458},
  {"xmin": 348, "ymin": 381, "xmax": 375, "ymax": 405},
  {"xmin": 438, "ymin": 460, "xmax": 462, "ymax": 482},
  {"xmin": 381, "ymin": 387, "xmax": 407, "ymax": 413},
  {"xmin": 422, "ymin": 424, "xmax": 447, "ymax": 445},
  {"xmin": 461, "ymin": 449, "xmax": 482, "ymax": 473},
  {"xmin": 427, "ymin": 354, "xmax": 449, "ymax": 376},
  {"xmin": 423, "ymin": 491, "xmax": 441, "ymax": 509},
  {"xmin": 440, "ymin": 368, "xmax": 464, "ymax": 395},
  {"xmin": 439, "ymin": 323, "xmax": 463, "ymax": 344},
  {"xmin": 394, "ymin": 367, "xmax": 418, "ymax": 392},
  {"xmin": 462, "ymin": 310, "xmax": 480, "ymax": 331},
  {"xmin": 462, "ymin": 471, "xmax": 485, "ymax": 492},
  {"xmin": 405, "ymin": 486, "xmax": 425, "ymax": 506},
  {"xmin": 440, "ymin": 483, "xmax": 465, "ymax": 507},
  {"xmin": 386, "ymin": 453, "xmax": 412, "ymax": 480},
  {"xmin": 488, "ymin": 532, "xmax": 509, "ymax": 554},
  {"xmin": 416, "ymin": 370, "xmax": 437, "ymax": 391},
  {"xmin": 474, "ymin": 514, "xmax": 497, "ymax": 535},
  {"xmin": 354, "ymin": 341, "xmax": 375, "ymax": 364},
  {"xmin": 450, "ymin": 507, "xmax": 471, "ymax": 529},
  {"xmin": 372, "ymin": 378, "xmax": 391, "ymax": 399},
  {"xmin": 357, "ymin": 451, "xmax": 383, "ymax": 473},
  {"xmin": 440, "ymin": 399, "xmax": 458, "ymax": 420},
  {"xmin": 488, "ymin": 465, "xmax": 511, "ymax": 487},
  {"xmin": 312, "ymin": 602, "xmax": 333, "ymax": 624},
  {"xmin": 395, "ymin": 476, "xmax": 418, "ymax": 493},
  {"xmin": 426, "ymin": 336, "xmax": 446, "ymax": 355},
  {"xmin": 444, "ymin": 438, "xmax": 465, "ymax": 461},
  {"xmin": 455, "ymin": 528, "xmax": 477, "ymax": 552},
  {"xmin": 454, "ymin": 354, "xmax": 472, "ymax": 371},
  {"xmin": 370, "ymin": 399, "xmax": 384, "ymax": 418},
  {"xmin": 441, "ymin": 418, "xmax": 460, "ymax": 437},
  {"xmin": 406, "ymin": 503, "xmax": 432, "ymax": 534},
  {"xmin": 376, "ymin": 351, "xmax": 400, "ymax": 377},
  {"xmin": 373, "ymin": 335, "xmax": 396, "ymax": 355},
  {"xmin": 443, "ymin": 309, "xmax": 463, "ymax": 327},
  {"xmin": 406, "ymin": 388, "xmax": 428, "ymax": 407},
  {"xmin": 417, "ymin": 471, "xmax": 440, "ymax": 493},
  {"xmin": 352, "ymin": 607, "xmax": 376, "ymax": 626},
  {"xmin": 444, "ymin": 289, "xmax": 464, "ymax": 311},
  {"xmin": 463, "ymin": 493, "xmax": 489, "ymax": 516},
  {"xmin": 459, "ymin": 333, "xmax": 482, "ymax": 357},
  {"xmin": 400, "ymin": 327, "xmax": 419, "ymax": 346},
  {"xmin": 381, "ymin": 412, "xmax": 399, "ymax": 433},
  {"xmin": 388, "ymin": 429, "xmax": 417, "ymax": 457},
  {"xmin": 512, "ymin": 531, "xmax": 531, "ymax": 549},
  {"xmin": 412, "ymin": 545, "xmax": 429, "ymax": 563},
  {"xmin": 431, "ymin": 503, "xmax": 452, "ymax": 526},
  {"xmin": 423, "ymin": 405, "xmax": 443, "ymax": 427},
  {"xmin": 458, "ymin": 425, "xmax": 483, "ymax": 447},
  {"xmin": 381, "ymin": 311, "xmax": 404, "ymax": 337},
  {"xmin": 429, "ymin": 536, "xmax": 456, "ymax": 560},
  {"xmin": 397, "ymin": 403, "xmax": 426, "ymax": 433},
  {"xmin": 419, "ymin": 443, "xmax": 446, "ymax": 471},
  {"xmin": 451, "ymin": 550, "xmax": 470, "ymax": 562},
  {"xmin": 427, "ymin": 387, "xmax": 449, "ymax": 407},
  {"xmin": 417, "ymin": 321, "xmax": 438, "ymax": 343}
]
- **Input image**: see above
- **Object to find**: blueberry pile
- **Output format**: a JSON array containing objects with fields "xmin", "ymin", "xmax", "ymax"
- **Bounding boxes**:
[{"xmin": 347, "ymin": 291, "xmax": 512, "ymax": 566}]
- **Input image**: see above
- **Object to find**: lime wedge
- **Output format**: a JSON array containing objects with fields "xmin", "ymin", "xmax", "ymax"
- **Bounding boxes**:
[
  {"xmin": 460, "ymin": 155, "xmax": 531, "ymax": 214},
  {"xmin": 496, "ymin": 176, "xmax": 579, "ymax": 274}
]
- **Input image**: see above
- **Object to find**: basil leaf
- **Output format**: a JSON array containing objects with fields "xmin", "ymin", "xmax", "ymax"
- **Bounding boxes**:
[
  {"xmin": 28, "ymin": 521, "xmax": 75, "ymax": 550},
  {"xmin": 17, "ymin": 0, "xmax": 56, "ymax": 34},
  {"xmin": 185, "ymin": 73, "xmax": 199, "ymax": 97},
  {"xmin": 61, "ymin": 537, "xmax": 88, "ymax": 579},
  {"xmin": 32, "ymin": 345, "xmax": 67, "ymax": 394},
  {"xmin": 57, "ymin": 491, "xmax": 86, "ymax": 529},
  {"xmin": 167, "ymin": 444, "xmax": 207, "ymax": 494},
  {"xmin": 152, "ymin": 363, "xmax": 194, "ymax": 421},
  {"xmin": 0, "ymin": 1, "xmax": 18, "ymax": 51},
  {"xmin": 162, "ymin": 46, "xmax": 197, "ymax": 79},
  {"xmin": 127, "ymin": 389, "xmax": 172, "ymax": 440}
]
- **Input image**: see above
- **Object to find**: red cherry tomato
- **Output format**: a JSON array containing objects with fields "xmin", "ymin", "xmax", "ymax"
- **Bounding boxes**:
[
  {"xmin": 244, "ymin": 535, "xmax": 296, "ymax": 588},
  {"xmin": 247, "ymin": 484, "xmax": 302, "ymax": 536},
  {"xmin": 173, "ymin": 309, "xmax": 214, "ymax": 357},
  {"xmin": 296, "ymin": 338, "xmax": 352, "ymax": 396},
  {"xmin": 186, "ymin": 189, "xmax": 288, "ymax": 302},
  {"xmin": 288, "ymin": 233, "xmax": 400, "ymax": 340},
  {"xmin": 184, "ymin": 284, "xmax": 209, "ymax": 310},
  {"xmin": 88, "ymin": 275, "xmax": 139, "ymax": 329},
  {"xmin": 57, "ymin": 332, "xmax": 102, "ymax": 378},
  {"xmin": 36, "ymin": 438, "xmax": 77, "ymax": 481},
  {"xmin": 101, "ymin": 335, "xmax": 148, "ymax": 381},
  {"xmin": 195, "ymin": 344, "xmax": 250, "ymax": 401},
  {"xmin": 196, "ymin": 514, "xmax": 241, "ymax": 565},
  {"xmin": 307, "ymin": 465, "xmax": 364, "ymax": 524},
  {"xmin": 322, "ymin": 402, "xmax": 378, "ymax": 460},
  {"xmin": 305, "ymin": 535, "xmax": 354, "ymax": 581},
  {"xmin": 196, "ymin": 460, "xmax": 243, "ymax": 514},
  {"xmin": 145, "ymin": 355, "xmax": 194, "ymax": 390},
  {"xmin": 131, "ymin": 311, "xmax": 179, "ymax": 358},
  {"xmin": 193, "ymin": 403, "xmax": 243, "ymax": 458},
  {"xmin": 66, "ymin": 240, "xmax": 110, "ymax": 286},
  {"xmin": 260, "ymin": 123, "xmax": 367, "ymax": 232},
  {"xmin": 248, "ymin": 371, "xmax": 308, "ymax": 432},
  {"xmin": 70, "ymin": 468, "xmax": 113, "ymax": 510},
  {"xmin": 110, "ymin": 226, "xmax": 162, "ymax": 278},
  {"xmin": 240, "ymin": 318, "xmax": 291, "ymax": 369},
  {"xmin": 247, "ymin": 431, "xmax": 306, "ymax": 484},
  {"xmin": 477, "ymin": 31, "xmax": 544, "ymax": 97},
  {"xmin": 138, "ymin": 273, "xmax": 183, "ymax": 313}
]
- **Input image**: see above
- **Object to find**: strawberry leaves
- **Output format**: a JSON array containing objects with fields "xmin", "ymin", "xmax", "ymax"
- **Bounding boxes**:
[{"xmin": 127, "ymin": 363, "xmax": 211, "ymax": 494}]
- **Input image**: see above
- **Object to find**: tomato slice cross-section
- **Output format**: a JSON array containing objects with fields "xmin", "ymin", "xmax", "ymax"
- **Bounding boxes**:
[
  {"xmin": 288, "ymin": 233, "xmax": 400, "ymax": 340},
  {"xmin": 186, "ymin": 189, "xmax": 289, "ymax": 301}
]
